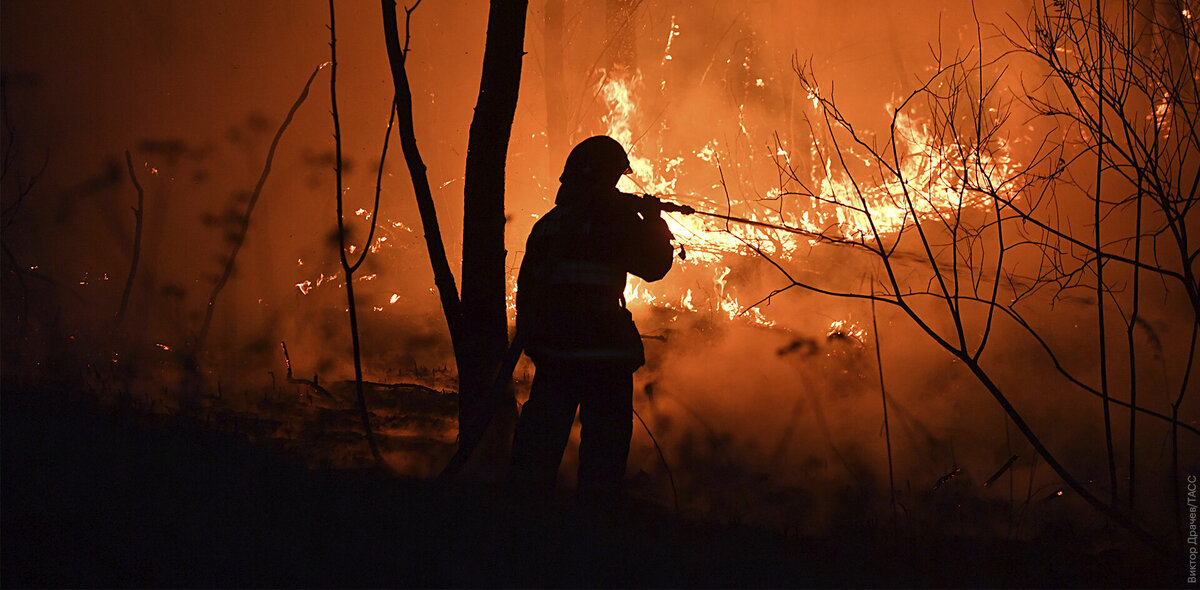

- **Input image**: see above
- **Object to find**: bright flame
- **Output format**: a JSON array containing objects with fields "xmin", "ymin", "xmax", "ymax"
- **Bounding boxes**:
[
  {"xmin": 827, "ymin": 320, "xmax": 866, "ymax": 343},
  {"xmin": 793, "ymin": 100, "xmax": 1014, "ymax": 242},
  {"xmin": 591, "ymin": 60, "xmax": 1017, "ymax": 331},
  {"xmin": 599, "ymin": 70, "xmax": 781, "ymax": 326},
  {"xmin": 601, "ymin": 70, "xmax": 783, "ymax": 325},
  {"xmin": 662, "ymin": 16, "xmax": 680, "ymax": 66},
  {"xmin": 284, "ymin": 61, "xmax": 1020, "ymax": 332},
  {"xmin": 294, "ymin": 271, "xmax": 341, "ymax": 296}
]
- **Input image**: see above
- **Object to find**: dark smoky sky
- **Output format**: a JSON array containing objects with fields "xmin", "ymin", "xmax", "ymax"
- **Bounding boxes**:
[
  {"xmin": 1, "ymin": 1, "xmax": 485, "ymax": 190},
  {"xmin": 1, "ymin": 0, "xmax": 495, "ymax": 333}
]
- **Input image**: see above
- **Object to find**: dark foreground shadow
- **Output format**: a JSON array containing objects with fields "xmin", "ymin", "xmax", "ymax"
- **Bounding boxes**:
[{"xmin": 1, "ymin": 388, "xmax": 1170, "ymax": 588}]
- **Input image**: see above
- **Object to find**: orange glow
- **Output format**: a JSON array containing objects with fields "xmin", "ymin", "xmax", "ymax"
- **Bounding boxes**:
[
  {"xmin": 598, "ymin": 65, "xmax": 1014, "ymax": 327},
  {"xmin": 2, "ymin": 6, "xmax": 1188, "ymax": 564},
  {"xmin": 826, "ymin": 320, "xmax": 866, "ymax": 342}
]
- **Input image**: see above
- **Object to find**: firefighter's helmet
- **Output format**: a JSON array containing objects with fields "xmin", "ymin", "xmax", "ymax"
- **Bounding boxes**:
[{"xmin": 559, "ymin": 135, "xmax": 632, "ymax": 185}]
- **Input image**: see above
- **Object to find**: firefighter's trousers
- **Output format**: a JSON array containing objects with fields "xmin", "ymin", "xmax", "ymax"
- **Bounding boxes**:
[{"xmin": 510, "ymin": 360, "xmax": 633, "ymax": 494}]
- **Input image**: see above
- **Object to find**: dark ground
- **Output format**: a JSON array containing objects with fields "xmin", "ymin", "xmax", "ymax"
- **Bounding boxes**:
[{"xmin": 0, "ymin": 387, "xmax": 1174, "ymax": 588}]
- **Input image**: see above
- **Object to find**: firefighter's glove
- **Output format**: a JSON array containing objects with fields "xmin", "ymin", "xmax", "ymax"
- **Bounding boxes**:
[
  {"xmin": 636, "ymin": 194, "xmax": 666, "ymax": 217},
  {"xmin": 641, "ymin": 194, "xmax": 695, "ymax": 216}
]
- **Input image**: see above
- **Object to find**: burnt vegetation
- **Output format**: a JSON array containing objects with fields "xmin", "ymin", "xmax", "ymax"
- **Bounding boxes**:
[{"xmin": 1, "ymin": 0, "xmax": 1194, "ymax": 587}]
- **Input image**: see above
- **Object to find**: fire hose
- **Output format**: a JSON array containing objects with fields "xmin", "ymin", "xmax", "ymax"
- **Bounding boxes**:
[
  {"xmin": 443, "ymin": 192, "xmax": 817, "ymax": 480},
  {"xmin": 634, "ymin": 193, "xmax": 825, "ymax": 240}
]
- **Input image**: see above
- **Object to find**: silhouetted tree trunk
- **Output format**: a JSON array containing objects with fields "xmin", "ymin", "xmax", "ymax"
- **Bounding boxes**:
[
  {"xmin": 382, "ymin": 0, "xmax": 528, "ymax": 479},
  {"xmin": 457, "ymin": 0, "xmax": 529, "ymax": 478},
  {"xmin": 382, "ymin": 1, "xmax": 464, "ymax": 356}
]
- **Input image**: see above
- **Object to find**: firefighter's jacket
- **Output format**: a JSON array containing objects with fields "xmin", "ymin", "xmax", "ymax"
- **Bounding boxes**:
[{"xmin": 517, "ymin": 185, "xmax": 674, "ymax": 370}]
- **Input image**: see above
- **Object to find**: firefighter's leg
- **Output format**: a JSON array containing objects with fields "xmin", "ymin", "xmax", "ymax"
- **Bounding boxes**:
[
  {"xmin": 510, "ymin": 362, "xmax": 581, "ymax": 492},
  {"xmin": 577, "ymin": 365, "xmax": 633, "ymax": 495}
]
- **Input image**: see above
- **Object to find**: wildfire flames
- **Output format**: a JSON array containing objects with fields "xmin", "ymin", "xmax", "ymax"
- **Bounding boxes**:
[
  {"xmin": 4, "ymin": 3, "xmax": 1194, "ymax": 580},
  {"xmin": 284, "ymin": 24, "xmax": 1020, "ymax": 335},
  {"xmin": 595, "ymin": 59, "xmax": 1018, "ymax": 328}
]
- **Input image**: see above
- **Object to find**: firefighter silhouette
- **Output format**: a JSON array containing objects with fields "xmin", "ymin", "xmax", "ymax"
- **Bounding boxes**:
[{"xmin": 511, "ymin": 135, "xmax": 674, "ymax": 496}]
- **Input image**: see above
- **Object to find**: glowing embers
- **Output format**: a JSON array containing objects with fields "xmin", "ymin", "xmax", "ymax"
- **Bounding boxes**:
[
  {"xmin": 825, "ymin": 320, "xmax": 866, "ymax": 345},
  {"xmin": 623, "ymin": 265, "xmax": 773, "ymax": 328},
  {"xmin": 1149, "ymin": 90, "xmax": 1174, "ymax": 138},
  {"xmin": 933, "ymin": 466, "xmax": 962, "ymax": 490},
  {"xmin": 295, "ymin": 272, "xmax": 337, "ymax": 295},
  {"xmin": 661, "ymin": 15, "xmax": 680, "ymax": 66},
  {"xmin": 292, "ymin": 216, "xmax": 412, "ymax": 298}
]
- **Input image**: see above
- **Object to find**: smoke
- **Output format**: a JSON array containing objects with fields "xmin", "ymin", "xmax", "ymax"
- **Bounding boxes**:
[{"xmin": 3, "ymin": 0, "xmax": 1196, "ymax": 547}]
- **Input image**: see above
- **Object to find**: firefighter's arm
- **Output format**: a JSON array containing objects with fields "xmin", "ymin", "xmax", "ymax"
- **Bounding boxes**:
[
  {"xmin": 624, "ymin": 209, "xmax": 674, "ymax": 282},
  {"xmin": 514, "ymin": 227, "xmax": 547, "ymax": 338}
]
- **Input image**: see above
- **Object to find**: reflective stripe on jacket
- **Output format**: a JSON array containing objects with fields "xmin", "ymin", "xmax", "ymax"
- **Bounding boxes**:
[{"xmin": 517, "ymin": 187, "xmax": 673, "ymax": 369}]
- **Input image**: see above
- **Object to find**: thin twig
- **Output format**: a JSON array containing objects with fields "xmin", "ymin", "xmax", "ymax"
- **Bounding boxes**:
[
  {"xmin": 1127, "ymin": 167, "xmax": 1144, "ymax": 513},
  {"xmin": 870, "ymin": 290, "xmax": 897, "ymax": 519},
  {"xmin": 116, "ymin": 150, "xmax": 144, "ymax": 326},
  {"xmin": 633, "ymin": 406, "xmax": 680, "ymax": 518},
  {"xmin": 381, "ymin": 0, "xmax": 464, "ymax": 355},
  {"xmin": 195, "ymin": 62, "xmax": 325, "ymax": 352},
  {"xmin": 349, "ymin": 94, "xmax": 397, "ymax": 274},
  {"xmin": 279, "ymin": 340, "xmax": 334, "ymax": 400},
  {"xmin": 1092, "ymin": 0, "xmax": 1118, "ymax": 507},
  {"xmin": 331, "ymin": 0, "xmax": 383, "ymax": 464}
]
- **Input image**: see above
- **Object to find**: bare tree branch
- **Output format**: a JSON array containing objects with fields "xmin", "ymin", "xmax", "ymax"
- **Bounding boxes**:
[{"xmin": 115, "ymin": 150, "xmax": 144, "ymax": 326}]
